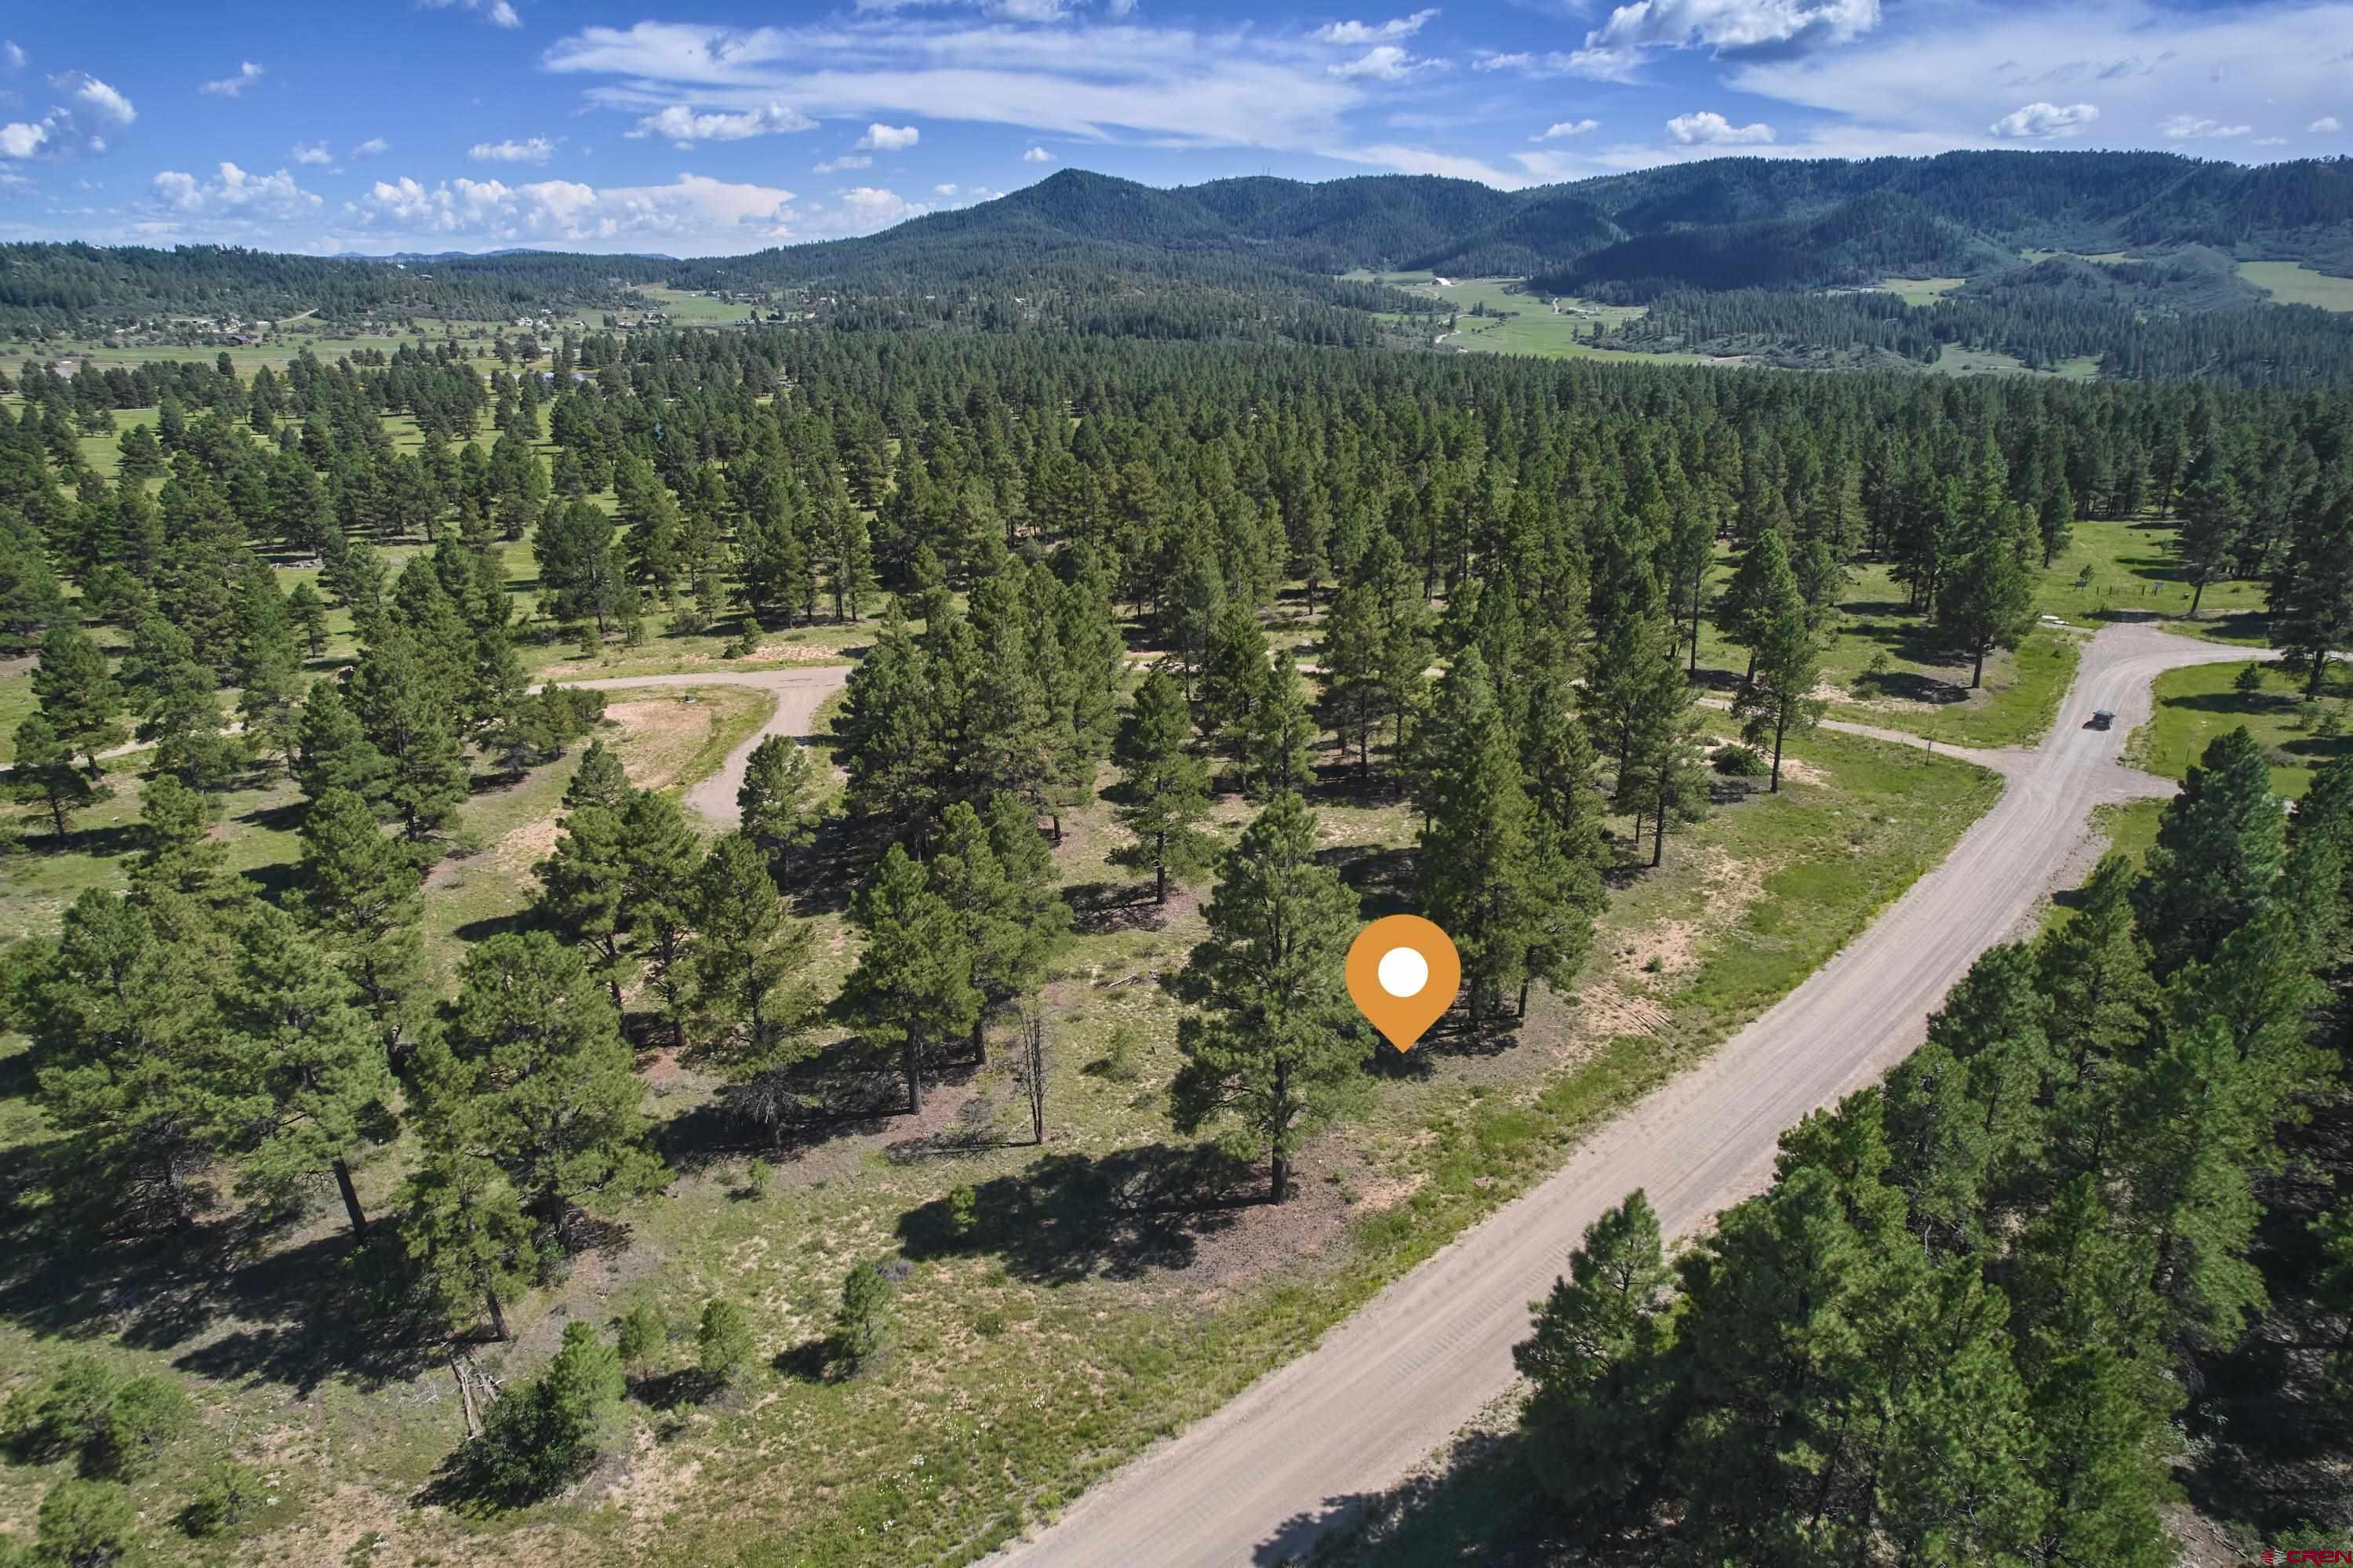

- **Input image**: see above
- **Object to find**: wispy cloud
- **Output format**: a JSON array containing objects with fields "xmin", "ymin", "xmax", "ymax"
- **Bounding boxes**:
[
  {"xmin": 353, "ymin": 136, "xmax": 389, "ymax": 157},
  {"xmin": 468, "ymin": 136, "xmax": 559, "ymax": 163},
  {"xmin": 1536, "ymin": 118, "xmax": 1598, "ymax": 139},
  {"xmin": 856, "ymin": 122, "xmax": 920, "ymax": 151},
  {"xmin": 290, "ymin": 141, "xmax": 335, "ymax": 166},
  {"xmin": 200, "ymin": 62, "xmax": 266, "ymax": 98},
  {"xmin": 2162, "ymin": 112, "xmax": 2250, "ymax": 139},
  {"xmin": 1022, "ymin": 144, "xmax": 1055, "ymax": 162},
  {"xmin": 627, "ymin": 101, "xmax": 815, "ymax": 146},
  {"xmin": 1311, "ymin": 10, "xmax": 1439, "ymax": 45},
  {"xmin": 420, "ymin": 0, "xmax": 522, "ymax": 28}
]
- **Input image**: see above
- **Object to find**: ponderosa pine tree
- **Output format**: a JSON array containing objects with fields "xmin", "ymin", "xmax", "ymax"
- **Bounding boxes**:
[
  {"xmin": 293, "ymin": 679, "xmax": 389, "ymax": 808},
  {"xmin": 2130, "ymin": 726, "xmax": 2286, "ymax": 973},
  {"xmin": 30, "ymin": 623, "xmax": 125, "ymax": 777},
  {"xmin": 683, "ymin": 831, "xmax": 820, "ymax": 1103},
  {"xmin": 1731, "ymin": 554, "xmax": 1823, "ymax": 790},
  {"xmin": 534, "ymin": 802, "xmax": 634, "ymax": 1008},
  {"xmin": 213, "ymin": 904, "xmax": 398, "ymax": 1237},
  {"xmin": 345, "ymin": 635, "xmax": 468, "ymax": 841},
  {"xmin": 395, "ymin": 1148, "xmax": 537, "ymax": 1341},
  {"xmin": 1112, "ymin": 668, "xmax": 1214, "ymax": 904},
  {"xmin": 295, "ymin": 786, "xmax": 426, "ymax": 1056},
  {"xmin": 415, "ymin": 930, "xmax": 664, "ymax": 1235},
  {"xmin": 1610, "ymin": 611, "xmax": 1709, "ymax": 868},
  {"xmin": 620, "ymin": 788, "xmax": 704, "ymax": 1045},
  {"xmin": 1715, "ymin": 529, "xmax": 1798, "ymax": 686},
  {"xmin": 736, "ymin": 733, "xmax": 816, "ymax": 886},
  {"xmin": 843, "ymin": 842, "xmax": 979, "ymax": 1115},
  {"xmin": 1169, "ymin": 791, "xmax": 1368, "ymax": 1203},
  {"xmin": 1937, "ymin": 503, "xmax": 2039, "ymax": 688},
  {"xmin": 1417, "ymin": 649, "xmax": 1547, "ymax": 1028},
  {"xmin": 564, "ymin": 737, "xmax": 630, "ymax": 813},
  {"xmin": 1513, "ymin": 1191, "xmax": 1675, "ymax": 1534},
  {"xmin": 9, "ymin": 715, "xmax": 107, "ymax": 837},
  {"xmin": 2271, "ymin": 478, "xmax": 2353, "ymax": 697},
  {"xmin": 1246, "ymin": 644, "xmax": 1318, "ymax": 800}
]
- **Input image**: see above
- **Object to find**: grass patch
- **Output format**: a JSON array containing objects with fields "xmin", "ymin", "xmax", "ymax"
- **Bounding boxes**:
[
  {"xmin": 2238, "ymin": 260, "xmax": 2353, "ymax": 312},
  {"xmin": 2127, "ymin": 657, "xmax": 2352, "ymax": 799},
  {"xmin": 2039, "ymin": 518, "xmax": 2271, "ymax": 644}
]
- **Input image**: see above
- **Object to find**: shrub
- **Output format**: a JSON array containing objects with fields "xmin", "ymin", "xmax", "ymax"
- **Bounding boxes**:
[
  {"xmin": 833, "ymin": 1261, "xmax": 897, "ymax": 1377},
  {"xmin": 36, "ymin": 1478, "xmax": 137, "ymax": 1567},
  {"xmin": 444, "ymin": 1321, "xmax": 624, "ymax": 1507},
  {"xmin": 94, "ymin": 1376, "xmax": 191, "ymax": 1479},
  {"xmin": 1101, "ymin": 1026, "xmax": 1145, "ymax": 1084},
  {"xmin": 614, "ymin": 1304, "xmax": 666, "ymax": 1381},
  {"xmin": 1711, "ymin": 743, "xmax": 1768, "ymax": 777},
  {"xmin": 696, "ymin": 1299, "xmax": 756, "ymax": 1389},
  {"xmin": 184, "ymin": 1461, "xmax": 264, "ymax": 1538},
  {"xmin": 946, "ymin": 1184, "xmax": 978, "ymax": 1239},
  {"xmin": 2235, "ymin": 663, "xmax": 2264, "ymax": 695}
]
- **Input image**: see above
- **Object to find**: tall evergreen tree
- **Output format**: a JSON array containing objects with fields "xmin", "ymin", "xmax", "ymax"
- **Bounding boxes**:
[
  {"xmin": 1169, "ymin": 791, "xmax": 1368, "ymax": 1202},
  {"xmin": 1111, "ymin": 669, "xmax": 1215, "ymax": 905}
]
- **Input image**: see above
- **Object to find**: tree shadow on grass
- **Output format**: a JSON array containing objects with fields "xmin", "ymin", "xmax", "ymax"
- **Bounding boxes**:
[
  {"xmin": 1065, "ymin": 876, "xmax": 1169, "ymax": 937},
  {"xmin": 896, "ymin": 1142, "xmax": 1256, "ymax": 1284},
  {"xmin": 1331, "ymin": 843, "xmax": 1417, "ymax": 917}
]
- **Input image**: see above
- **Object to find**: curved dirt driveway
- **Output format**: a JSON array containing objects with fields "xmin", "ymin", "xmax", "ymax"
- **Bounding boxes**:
[
  {"xmin": 995, "ymin": 623, "xmax": 2263, "ymax": 1568},
  {"xmin": 556, "ymin": 665, "xmax": 849, "ymax": 827}
]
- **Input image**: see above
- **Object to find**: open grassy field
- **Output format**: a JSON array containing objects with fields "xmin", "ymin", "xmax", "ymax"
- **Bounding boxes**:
[
  {"xmin": 635, "ymin": 285, "xmax": 758, "ymax": 323},
  {"xmin": 2038, "ymin": 518, "xmax": 2271, "ymax": 644},
  {"xmin": 2238, "ymin": 260, "xmax": 2353, "ymax": 312},
  {"xmin": 1389, "ymin": 278, "xmax": 1726, "ymax": 366},
  {"xmin": 1879, "ymin": 276, "xmax": 1966, "ymax": 304},
  {"xmin": 2128, "ymin": 657, "xmax": 2352, "ymax": 800}
]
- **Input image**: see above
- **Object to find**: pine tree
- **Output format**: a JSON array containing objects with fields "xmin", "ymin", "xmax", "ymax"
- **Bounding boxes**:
[
  {"xmin": 293, "ymin": 679, "xmax": 388, "ymax": 807},
  {"xmin": 843, "ymin": 842, "xmax": 979, "ymax": 1115},
  {"xmin": 736, "ymin": 733, "xmax": 816, "ymax": 886},
  {"xmin": 120, "ymin": 613, "xmax": 237, "ymax": 786},
  {"xmin": 294, "ymin": 786, "xmax": 426, "ymax": 1054},
  {"xmin": 1169, "ymin": 791, "xmax": 1369, "ymax": 1202},
  {"xmin": 2130, "ymin": 726, "xmax": 2286, "ymax": 973},
  {"xmin": 1417, "ymin": 649, "xmax": 1544, "ymax": 1028},
  {"xmin": 1733, "ymin": 573, "xmax": 1824, "ymax": 791},
  {"xmin": 535, "ymin": 802, "xmax": 634, "ymax": 1006},
  {"xmin": 683, "ymin": 831, "xmax": 820, "ymax": 1089},
  {"xmin": 1512, "ymin": 1191, "xmax": 1675, "ymax": 1533},
  {"xmin": 1612, "ymin": 617, "xmax": 1708, "ymax": 868},
  {"xmin": 2271, "ymin": 480, "xmax": 2353, "ymax": 697},
  {"xmin": 1937, "ymin": 504, "xmax": 2039, "ymax": 688},
  {"xmin": 395, "ymin": 1148, "xmax": 536, "ymax": 1341},
  {"xmin": 30, "ymin": 624, "xmax": 125, "ymax": 776},
  {"xmin": 620, "ymin": 789, "xmax": 704, "ymax": 1044},
  {"xmin": 9, "ymin": 715, "xmax": 107, "ymax": 837},
  {"xmin": 415, "ymin": 930, "xmax": 664, "ymax": 1232},
  {"xmin": 1715, "ymin": 529, "xmax": 1798, "ymax": 685},
  {"xmin": 1111, "ymin": 669, "xmax": 1214, "ymax": 905},
  {"xmin": 346, "ymin": 635, "xmax": 469, "ymax": 840},
  {"xmin": 564, "ymin": 736, "xmax": 630, "ymax": 813},
  {"xmin": 1246, "ymin": 644, "xmax": 1318, "ymax": 800},
  {"xmin": 212, "ymin": 905, "xmax": 398, "ymax": 1236}
]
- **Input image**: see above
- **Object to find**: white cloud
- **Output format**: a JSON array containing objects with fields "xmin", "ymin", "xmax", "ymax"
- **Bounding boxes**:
[
  {"xmin": 2254, "ymin": 136, "xmax": 2286, "ymax": 145},
  {"xmin": 290, "ymin": 141, "xmax": 334, "ymax": 165},
  {"xmin": 815, "ymin": 153, "xmax": 873, "ymax": 171},
  {"xmin": 469, "ymin": 136, "xmax": 558, "ymax": 163},
  {"xmin": 0, "ymin": 120, "xmax": 46, "ymax": 158},
  {"xmin": 1555, "ymin": 45, "xmax": 1643, "ymax": 82},
  {"xmin": 542, "ymin": 19, "xmax": 1365, "ymax": 153},
  {"xmin": 1328, "ymin": 45, "xmax": 1438, "ymax": 79},
  {"xmin": 934, "ymin": 181, "xmax": 958, "ymax": 194},
  {"xmin": 1585, "ymin": 0, "xmax": 1878, "ymax": 63},
  {"xmin": 151, "ymin": 162, "xmax": 320, "ymax": 219},
  {"xmin": 1988, "ymin": 100, "xmax": 2098, "ymax": 138},
  {"xmin": 855, "ymin": 122, "xmax": 919, "ymax": 151},
  {"xmin": 1729, "ymin": 0, "xmax": 2345, "ymax": 164},
  {"xmin": 51, "ymin": 71, "xmax": 135, "ymax": 126},
  {"xmin": 1312, "ymin": 10, "xmax": 1439, "ymax": 44},
  {"xmin": 201, "ymin": 62, "xmax": 265, "ymax": 98},
  {"xmin": 1022, "ymin": 144, "xmax": 1055, "ymax": 162},
  {"xmin": 353, "ymin": 136, "xmax": 389, "ymax": 157},
  {"xmin": 2, "ymin": 41, "xmax": 24, "ymax": 71},
  {"xmin": 1666, "ymin": 109, "xmax": 1774, "ymax": 144},
  {"xmin": 2162, "ymin": 112, "xmax": 2250, "ymax": 139},
  {"xmin": 1537, "ymin": 118, "xmax": 1599, "ymax": 139},
  {"xmin": 339, "ymin": 169, "xmax": 922, "ymax": 252},
  {"xmin": 420, "ymin": 0, "xmax": 522, "ymax": 27},
  {"xmin": 1333, "ymin": 141, "xmax": 1531, "ymax": 184},
  {"xmin": 627, "ymin": 101, "xmax": 815, "ymax": 145},
  {"xmin": 2311, "ymin": 115, "xmax": 2343, "ymax": 133},
  {"xmin": 1471, "ymin": 52, "xmax": 1532, "ymax": 71}
]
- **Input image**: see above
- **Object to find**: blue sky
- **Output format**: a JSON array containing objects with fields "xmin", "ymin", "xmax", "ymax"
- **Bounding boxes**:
[{"xmin": 2, "ymin": 0, "xmax": 2348, "ymax": 256}]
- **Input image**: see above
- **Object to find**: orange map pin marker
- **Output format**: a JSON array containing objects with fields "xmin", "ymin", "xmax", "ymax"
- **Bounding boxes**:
[{"xmin": 1346, "ymin": 915, "xmax": 1460, "ymax": 1051}]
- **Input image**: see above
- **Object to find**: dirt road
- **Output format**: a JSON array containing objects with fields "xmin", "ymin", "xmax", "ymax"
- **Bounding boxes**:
[
  {"xmin": 995, "ymin": 624, "xmax": 2260, "ymax": 1568},
  {"xmin": 559, "ymin": 665, "xmax": 849, "ymax": 827}
]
